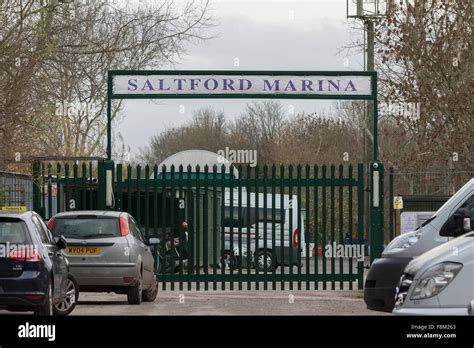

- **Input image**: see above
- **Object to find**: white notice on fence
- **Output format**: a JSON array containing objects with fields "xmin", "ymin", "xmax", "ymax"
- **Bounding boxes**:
[{"xmin": 400, "ymin": 212, "xmax": 418, "ymax": 234}]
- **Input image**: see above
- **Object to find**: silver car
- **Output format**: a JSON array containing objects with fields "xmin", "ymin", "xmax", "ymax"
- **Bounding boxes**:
[
  {"xmin": 394, "ymin": 231, "xmax": 474, "ymax": 315},
  {"xmin": 49, "ymin": 211, "xmax": 159, "ymax": 304}
]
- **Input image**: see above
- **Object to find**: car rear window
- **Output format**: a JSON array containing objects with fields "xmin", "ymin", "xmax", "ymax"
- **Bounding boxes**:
[
  {"xmin": 0, "ymin": 218, "xmax": 31, "ymax": 244},
  {"xmin": 52, "ymin": 217, "xmax": 120, "ymax": 239}
]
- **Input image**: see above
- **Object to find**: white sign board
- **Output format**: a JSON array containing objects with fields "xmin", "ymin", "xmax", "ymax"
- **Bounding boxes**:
[
  {"xmin": 400, "ymin": 212, "xmax": 435, "ymax": 234},
  {"xmin": 112, "ymin": 74, "xmax": 373, "ymax": 97}
]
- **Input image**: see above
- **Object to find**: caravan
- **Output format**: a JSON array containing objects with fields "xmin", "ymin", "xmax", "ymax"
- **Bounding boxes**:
[{"xmin": 223, "ymin": 191, "xmax": 305, "ymax": 272}]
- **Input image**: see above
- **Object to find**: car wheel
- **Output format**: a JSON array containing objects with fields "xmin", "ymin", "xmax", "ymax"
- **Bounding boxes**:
[
  {"xmin": 221, "ymin": 250, "xmax": 239, "ymax": 270},
  {"xmin": 34, "ymin": 279, "xmax": 53, "ymax": 316},
  {"xmin": 142, "ymin": 271, "xmax": 158, "ymax": 302},
  {"xmin": 255, "ymin": 250, "xmax": 275, "ymax": 273},
  {"xmin": 53, "ymin": 274, "xmax": 78, "ymax": 316},
  {"xmin": 127, "ymin": 273, "xmax": 142, "ymax": 305}
]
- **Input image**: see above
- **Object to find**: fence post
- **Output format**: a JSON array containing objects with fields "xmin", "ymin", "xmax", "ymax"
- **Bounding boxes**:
[
  {"xmin": 97, "ymin": 160, "xmax": 114, "ymax": 210},
  {"xmin": 389, "ymin": 167, "xmax": 394, "ymax": 241},
  {"xmin": 357, "ymin": 163, "xmax": 364, "ymax": 290},
  {"xmin": 369, "ymin": 161, "xmax": 384, "ymax": 262}
]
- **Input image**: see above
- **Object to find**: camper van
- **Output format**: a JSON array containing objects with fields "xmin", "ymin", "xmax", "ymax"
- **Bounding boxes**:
[
  {"xmin": 365, "ymin": 178, "xmax": 474, "ymax": 312},
  {"xmin": 222, "ymin": 191, "xmax": 305, "ymax": 272}
]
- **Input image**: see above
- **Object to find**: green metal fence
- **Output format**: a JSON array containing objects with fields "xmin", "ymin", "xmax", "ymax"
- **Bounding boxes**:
[{"xmin": 33, "ymin": 161, "xmax": 366, "ymax": 291}]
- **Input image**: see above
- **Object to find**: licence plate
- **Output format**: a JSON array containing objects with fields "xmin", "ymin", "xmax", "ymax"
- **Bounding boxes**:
[{"xmin": 65, "ymin": 246, "xmax": 101, "ymax": 255}]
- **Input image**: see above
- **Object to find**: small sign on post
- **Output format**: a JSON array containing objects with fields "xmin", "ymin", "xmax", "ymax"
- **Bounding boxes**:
[{"xmin": 393, "ymin": 196, "xmax": 403, "ymax": 210}]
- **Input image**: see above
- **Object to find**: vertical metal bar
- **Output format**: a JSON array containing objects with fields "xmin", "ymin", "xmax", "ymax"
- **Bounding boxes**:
[
  {"xmin": 279, "ymin": 165, "xmax": 285, "ymax": 290},
  {"xmin": 73, "ymin": 163, "xmax": 78, "ymax": 212},
  {"xmin": 296, "ymin": 165, "xmax": 302, "ymax": 290},
  {"xmin": 56, "ymin": 164, "xmax": 61, "ymax": 215},
  {"xmin": 178, "ymin": 165, "xmax": 184, "ymax": 291},
  {"xmin": 47, "ymin": 164, "xmax": 52, "ymax": 219},
  {"xmin": 330, "ymin": 165, "xmax": 335, "ymax": 290},
  {"xmin": 305, "ymin": 165, "xmax": 310, "ymax": 290},
  {"xmin": 229, "ymin": 166, "xmax": 234, "ymax": 290},
  {"xmin": 161, "ymin": 165, "xmax": 167, "ymax": 290},
  {"xmin": 89, "ymin": 162, "xmax": 93, "ymax": 210},
  {"xmin": 203, "ymin": 165, "xmax": 209, "ymax": 291},
  {"xmin": 153, "ymin": 165, "xmax": 158, "ymax": 237},
  {"xmin": 237, "ymin": 164, "xmax": 243, "ymax": 291},
  {"xmin": 169, "ymin": 165, "xmax": 175, "ymax": 290},
  {"xmin": 271, "ymin": 165, "xmax": 277, "ymax": 290},
  {"xmin": 212, "ymin": 165, "xmax": 218, "ymax": 290},
  {"xmin": 186, "ymin": 165, "xmax": 193, "ymax": 290},
  {"xmin": 81, "ymin": 163, "xmax": 87, "ymax": 210},
  {"xmin": 145, "ymin": 165, "xmax": 150, "ymax": 239},
  {"xmin": 389, "ymin": 167, "xmax": 394, "ymax": 241},
  {"xmin": 321, "ymin": 165, "xmax": 327, "ymax": 290},
  {"xmin": 262, "ymin": 165, "xmax": 268, "ymax": 290},
  {"xmin": 41, "ymin": 163, "xmax": 45, "ymax": 217},
  {"xmin": 246, "ymin": 165, "xmax": 251, "ymax": 290},
  {"xmin": 357, "ymin": 163, "xmax": 365, "ymax": 290},
  {"xmin": 255, "ymin": 165, "xmax": 260, "ymax": 290},
  {"xmin": 220, "ymin": 166, "xmax": 225, "ymax": 290},
  {"xmin": 136, "ymin": 165, "xmax": 141, "ymax": 226},
  {"xmin": 152, "ymin": 164, "xmax": 158, "ymax": 278},
  {"xmin": 195, "ymin": 165, "xmax": 200, "ymax": 291},
  {"xmin": 116, "ymin": 164, "xmax": 123, "ymax": 212},
  {"xmin": 127, "ymin": 165, "xmax": 132, "ymax": 214},
  {"xmin": 348, "ymin": 165, "xmax": 354, "ymax": 290},
  {"xmin": 106, "ymin": 71, "xmax": 112, "ymax": 160},
  {"xmin": 338, "ymin": 165, "xmax": 344, "ymax": 290},
  {"xmin": 314, "ymin": 165, "xmax": 319, "ymax": 290},
  {"xmin": 288, "ymin": 165, "xmax": 293, "ymax": 290},
  {"xmin": 64, "ymin": 164, "xmax": 70, "ymax": 212},
  {"xmin": 373, "ymin": 72, "xmax": 378, "ymax": 161}
]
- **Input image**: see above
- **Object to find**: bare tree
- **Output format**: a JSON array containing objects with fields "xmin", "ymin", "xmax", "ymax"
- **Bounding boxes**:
[
  {"xmin": 139, "ymin": 107, "xmax": 227, "ymax": 164},
  {"xmin": 0, "ymin": 0, "xmax": 214, "ymax": 170},
  {"xmin": 342, "ymin": 0, "xmax": 473, "ymax": 171},
  {"xmin": 230, "ymin": 100, "xmax": 287, "ymax": 163}
]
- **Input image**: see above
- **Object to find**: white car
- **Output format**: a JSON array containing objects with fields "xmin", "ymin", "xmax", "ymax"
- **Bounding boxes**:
[{"xmin": 393, "ymin": 230, "xmax": 474, "ymax": 315}]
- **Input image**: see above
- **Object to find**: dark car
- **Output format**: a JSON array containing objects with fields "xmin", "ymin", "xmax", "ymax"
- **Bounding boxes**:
[{"xmin": 0, "ymin": 211, "xmax": 76, "ymax": 315}]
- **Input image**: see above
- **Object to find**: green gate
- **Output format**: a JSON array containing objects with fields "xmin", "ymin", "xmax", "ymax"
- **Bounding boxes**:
[{"xmin": 33, "ymin": 160, "xmax": 366, "ymax": 291}]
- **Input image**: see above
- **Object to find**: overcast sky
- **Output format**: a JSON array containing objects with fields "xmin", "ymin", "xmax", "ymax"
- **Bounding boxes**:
[{"xmin": 115, "ymin": 0, "xmax": 364, "ymax": 158}]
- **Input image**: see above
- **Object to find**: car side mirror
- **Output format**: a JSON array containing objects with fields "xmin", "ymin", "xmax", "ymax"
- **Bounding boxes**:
[
  {"xmin": 148, "ymin": 237, "xmax": 160, "ymax": 246},
  {"xmin": 56, "ymin": 235, "xmax": 67, "ymax": 250},
  {"xmin": 446, "ymin": 208, "xmax": 471, "ymax": 237}
]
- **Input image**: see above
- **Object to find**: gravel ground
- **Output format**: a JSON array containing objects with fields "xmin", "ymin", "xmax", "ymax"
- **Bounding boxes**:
[{"xmin": 65, "ymin": 289, "xmax": 389, "ymax": 316}]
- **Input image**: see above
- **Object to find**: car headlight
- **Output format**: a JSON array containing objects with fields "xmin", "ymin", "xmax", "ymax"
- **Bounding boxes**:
[
  {"xmin": 385, "ymin": 230, "xmax": 422, "ymax": 251},
  {"xmin": 411, "ymin": 262, "xmax": 463, "ymax": 300}
]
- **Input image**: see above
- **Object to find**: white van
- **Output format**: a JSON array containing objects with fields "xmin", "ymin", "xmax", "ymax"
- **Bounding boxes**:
[
  {"xmin": 222, "ymin": 191, "xmax": 305, "ymax": 272},
  {"xmin": 365, "ymin": 178, "xmax": 474, "ymax": 312},
  {"xmin": 393, "ymin": 230, "xmax": 474, "ymax": 315}
]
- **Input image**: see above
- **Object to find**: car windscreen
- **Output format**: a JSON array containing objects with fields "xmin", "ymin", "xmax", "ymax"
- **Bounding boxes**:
[
  {"xmin": 52, "ymin": 217, "xmax": 120, "ymax": 239},
  {"xmin": 0, "ymin": 218, "xmax": 32, "ymax": 244}
]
